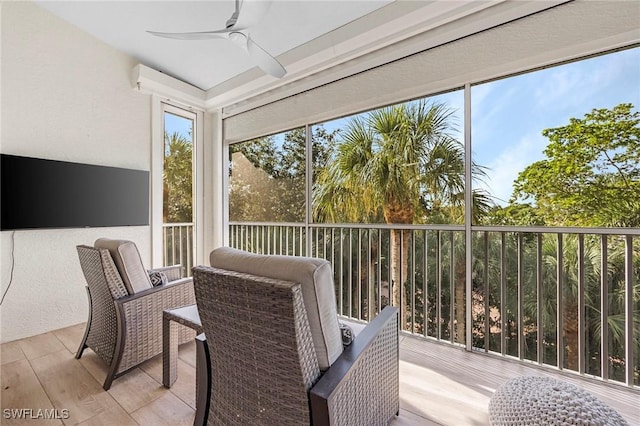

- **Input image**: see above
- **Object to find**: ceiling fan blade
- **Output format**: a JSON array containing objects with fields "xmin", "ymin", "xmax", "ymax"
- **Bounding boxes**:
[
  {"xmin": 232, "ymin": 0, "xmax": 273, "ymax": 31},
  {"xmin": 246, "ymin": 35, "xmax": 286, "ymax": 78},
  {"xmin": 147, "ymin": 29, "xmax": 229, "ymax": 41}
]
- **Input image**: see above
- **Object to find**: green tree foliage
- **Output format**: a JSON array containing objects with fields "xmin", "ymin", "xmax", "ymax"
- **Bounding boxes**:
[
  {"xmin": 228, "ymin": 126, "xmax": 339, "ymax": 222},
  {"xmin": 511, "ymin": 103, "xmax": 640, "ymax": 227},
  {"xmin": 314, "ymin": 101, "xmax": 492, "ymax": 225},
  {"xmin": 483, "ymin": 104, "xmax": 640, "ymax": 379},
  {"xmin": 313, "ymin": 100, "xmax": 492, "ymax": 331},
  {"xmin": 163, "ymin": 131, "xmax": 193, "ymax": 223}
]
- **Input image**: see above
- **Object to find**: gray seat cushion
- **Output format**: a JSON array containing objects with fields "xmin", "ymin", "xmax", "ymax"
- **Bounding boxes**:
[
  {"xmin": 95, "ymin": 238, "xmax": 152, "ymax": 294},
  {"xmin": 210, "ymin": 247, "xmax": 342, "ymax": 370}
]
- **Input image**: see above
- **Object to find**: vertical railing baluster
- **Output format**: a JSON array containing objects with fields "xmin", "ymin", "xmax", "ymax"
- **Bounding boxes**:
[
  {"xmin": 484, "ymin": 231, "xmax": 490, "ymax": 352},
  {"xmin": 449, "ymin": 232, "xmax": 454, "ymax": 344},
  {"xmin": 601, "ymin": 235, "xmax": 609, "ymax": 381},
  {"xmin": 187, "ymin": 225, "xmax": 192, "ymax": 275},
  {"xmin": 388, "ymin": 229, "xmax": 392, "ymax": 312},
  {"xmin": 437, "ymin": 230, "xmax": 442, "ymax": 341},
  {"xmin": 339, "ymin": 228, "xmax": 344, "ymax": 316},
  {"xmin": 266, "ymin": 225, "xmax": 270, "ymax": 254},
  {"xmin": 557, "ymin": 233, "xmax": 564, "ymax": 370},
  {"xmin": 425, "ymin": 230, "xmax": 429, "ymax": 338},
  {"xmin": 578, "ymin": 234, "xmax": 585, "ymax": 375},
  {"xmin": 163, "ymin": 226, "xmax": 168, "ymax": 266},
  {"xmin": 411, "ymin": 230, "xmax": 416, "ymax": 334},
  {"xmin": 273, "ymin": 226, "xmax": 277, "ymax": 254},
  {"xmin": 286, "ymin": 227, "xmax": 290, "ymax": 256},
  {"xmin": 233, "ymin": 225, "xmax": 237, "ymax": 248},
  {"xmin": 378, "ymin": 229, "xmax": 382, "ymax": 312},
  {"xmin": 172, "ymin": 226, "xmax": 178, "ymax": 267},
  {"xmin": 624, "ymin": 235, "xmax": 634, "ymax": 386},
  {"xmin": 357, "ymin": 229, "xmax": 362, "ymax": 320},
  {"xmin": 367, "ymin": 229, "xmax": 374, "ymax": 320},
  {"xmin": 348, "ymin": 229, "xmax": 353, "ymax": 318},
  {"xmin": 400, "ymin": 229, "xmax": 404, "ymax": 331},
  {"xmin": 537, "ymin": 233, "xmax": 543, "ymax": 364},
  {"xmin": 518, "ymin": 232, "xmax": 524, "ymax": 360},
  {"xmin": 331, "ymin": 228, "xmax": 335, "ymax": 279},
  {"xmin": 500, "ymin": 232, "xmax": 506, "ymax": 356}
]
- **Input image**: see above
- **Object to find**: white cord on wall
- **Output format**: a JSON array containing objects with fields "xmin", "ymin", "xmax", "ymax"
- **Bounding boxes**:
[{"xmin": 0, "ymin": 231, "xmax": 16, "ymax": 305}]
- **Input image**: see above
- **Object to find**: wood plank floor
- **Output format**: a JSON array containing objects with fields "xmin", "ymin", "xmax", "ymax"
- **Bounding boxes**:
[{"xmin": 1, "ymin": 323, "xmax": 638, "ymax": 425}]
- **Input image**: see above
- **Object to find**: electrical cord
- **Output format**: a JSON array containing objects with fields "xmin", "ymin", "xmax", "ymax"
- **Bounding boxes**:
[{"xmin": 0, "ymin": 231, "xmax": 16, "ymax": 306}]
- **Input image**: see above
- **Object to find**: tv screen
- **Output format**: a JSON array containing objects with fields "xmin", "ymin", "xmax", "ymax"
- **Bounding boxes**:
[{"xmin": 1, "ymin": 154, "xmax": 149, "ymax": 230}]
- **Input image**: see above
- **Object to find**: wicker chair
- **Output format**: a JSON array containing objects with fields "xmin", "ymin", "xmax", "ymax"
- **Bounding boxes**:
[
  {"xmin": 75, "ymin": 239, "xmax": 196, "ymax": 390},
  {"xmin": 192, "ymin": 251, "xmax": 399, "ymax": 426}
]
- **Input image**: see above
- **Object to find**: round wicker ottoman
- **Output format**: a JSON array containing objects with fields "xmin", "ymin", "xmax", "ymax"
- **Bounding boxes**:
[{"xmin": 488, "ymin": 376, "xmax": 628, "ymax": 425}]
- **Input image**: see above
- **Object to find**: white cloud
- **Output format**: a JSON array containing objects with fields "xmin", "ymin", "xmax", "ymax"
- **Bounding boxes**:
[
  {"xmin": 478, "ymin": 133, "xmax": 546, "ymax": 206},
  {"xmin": 533, "ymin": 48, "xmax": 640, "ymax": 118}
]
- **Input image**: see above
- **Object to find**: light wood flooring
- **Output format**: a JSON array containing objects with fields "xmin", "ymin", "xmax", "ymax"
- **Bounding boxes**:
[{"xmin": 1, "ymin": 323, "xmax": 638, "ymax": 425}]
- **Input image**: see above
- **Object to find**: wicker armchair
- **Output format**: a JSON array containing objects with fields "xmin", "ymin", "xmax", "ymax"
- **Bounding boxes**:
[
  {"xmin": 75, "ymin": 239, "xmax": 196, "ymax": 390},
  {"xmin": 192, "ymin": 253, "xmax": 399, "ymax": 426}
]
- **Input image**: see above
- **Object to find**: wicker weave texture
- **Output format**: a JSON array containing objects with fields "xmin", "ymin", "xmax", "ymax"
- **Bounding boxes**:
[
  {"xmin": 117, "ymin": 281, "xmax": 196, "ymax": 373},
  {"xmin": 193, "ymin": 266, "xmax": 321, "ymax": 426},
  {"xmin": 328, "ymin": 311, "xmax": 399, "ymax": 426},
  {"xmin": 77, "ymin": 244, "xmax": 197, "ymax": 385},
  {"xmin": 77, "ymin": 246, "xmax": 121, "ymax": 365}
]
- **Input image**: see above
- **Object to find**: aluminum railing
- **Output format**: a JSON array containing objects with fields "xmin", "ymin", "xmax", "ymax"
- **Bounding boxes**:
[
  {"xmin": 230, "ymin": 221, "xmax": 639, "ymax": 388},
  {"xmin": 163, "ymin": 223, "xmax": 194, "ymax": 277}
]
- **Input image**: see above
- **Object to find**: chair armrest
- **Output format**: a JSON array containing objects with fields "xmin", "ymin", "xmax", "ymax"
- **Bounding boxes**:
[
  {"xmin": 113, "ymin": 277, "xmax": 196, "ymax": 373},
  {"xmin": 310, "ymin": 306, "xmax": 399, "ymax": 426},
  {"xmin": 116, "ymin": 277, "xmax": 194, "ymax": 305},
  {"xmin": 149, "ymin": 264, "xmax": 184, "ymax": 281}
]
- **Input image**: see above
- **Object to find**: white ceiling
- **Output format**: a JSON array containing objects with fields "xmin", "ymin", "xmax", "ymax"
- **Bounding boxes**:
[
  {"xmin": 35, "ymin": 0, "xmax": 394, "ymax": 90},
  {"xmin": 35, "ymin": 0, "xmax": 566, "ymax": 110}
]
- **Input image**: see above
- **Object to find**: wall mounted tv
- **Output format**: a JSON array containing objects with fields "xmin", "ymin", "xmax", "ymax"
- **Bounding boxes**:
[{"xmin": 1, "ymin": 154, "xmax": 149, "ymax": 231}]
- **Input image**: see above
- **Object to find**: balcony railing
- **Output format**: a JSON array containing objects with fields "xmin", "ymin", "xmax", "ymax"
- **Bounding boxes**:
[
  {"xmin": 230, "ymin": 221, "xmax": 639, "ymax": 388},
  {"xmin": 163, "ymin": 223, "xmax": 194, "ymax": 277}
]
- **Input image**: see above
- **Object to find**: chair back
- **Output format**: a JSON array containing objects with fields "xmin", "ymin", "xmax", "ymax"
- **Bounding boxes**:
[
  {"xmin": 193, "ymin": 265, "xmax": 321, "ymax": 426},
  {"xmin": 94, "ymin": 238, "xmax": 152, "ymax": 294},
  {"xmin": 209, "ymin": 247, "xmax": 343, "ymax": 370}
]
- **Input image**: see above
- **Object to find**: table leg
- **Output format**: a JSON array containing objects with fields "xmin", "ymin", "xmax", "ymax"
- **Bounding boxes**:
[{"xmin": 162, "ymin": 318, "xmax": 179, "ymax": 387}]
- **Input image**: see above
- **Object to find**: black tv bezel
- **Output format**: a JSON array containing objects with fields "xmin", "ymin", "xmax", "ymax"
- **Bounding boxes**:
[{"xmin": 1, "ymin": 154, "xmax": 150, "ymax": 231}]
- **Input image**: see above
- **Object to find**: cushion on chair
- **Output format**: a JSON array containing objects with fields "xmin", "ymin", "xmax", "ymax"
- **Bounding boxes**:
[
  {"xmin": 209, "ymin": 247, "xmax": 343, "ymax": 370},
  {"xmin": 148, "ymin": 271, "xmax": 168, "ymax": 287},
  {"xmin": 95, "ymin": 238, "xmax": 152, "ymax": 294}
]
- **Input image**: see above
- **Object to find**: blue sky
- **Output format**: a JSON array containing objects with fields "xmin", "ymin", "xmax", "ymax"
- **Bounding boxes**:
[
  {"xmin": 471, "ymin": 47, "xmax": 639, "ymax": 205},
  {"xmin": 315, "ymin": 47, "xmax": 639, "ymax": 206},
  {"xmin": 164, "ymin": 112, "xmax": 193, "ymax": 142}
]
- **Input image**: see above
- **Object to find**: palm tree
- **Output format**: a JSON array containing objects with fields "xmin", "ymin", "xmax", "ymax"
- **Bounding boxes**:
[
  {"xmin": 164, "ymin": 131, "xmax": 193, "ymax": 223},
  {"xmin": 313, "ymin": 100, "xmax": 492, "ymax": 329}
]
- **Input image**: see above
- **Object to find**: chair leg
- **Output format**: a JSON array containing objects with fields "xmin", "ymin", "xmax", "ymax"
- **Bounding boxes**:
[
  {"xmin": 75, "ymin": 343, "xmax": 87, "ymax": 359},
  {"xmin": 194, "ymin": 334, "xmax": 210, "ymax": 426},
  {"xmin": 76, "ymin": 287, "xmax": 92, "ymax": 359},
  {"xmin": 102, "ymin": 304, "xmax": 128, "ymax": 391},
  {"xmin": 103, "ymin": 371, "xmax": 116, "ymax": 391}
]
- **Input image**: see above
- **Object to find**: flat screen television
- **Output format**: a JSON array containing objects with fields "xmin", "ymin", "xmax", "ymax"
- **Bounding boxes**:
[{"xmin": 1, "ymin": 154, "xmax": 149, "ymax": 230}]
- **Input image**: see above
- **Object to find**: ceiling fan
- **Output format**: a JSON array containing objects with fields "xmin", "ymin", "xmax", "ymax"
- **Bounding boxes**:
[{"xmin": 148, "ymin": 0, "xmax": 286, "ymax": 78}]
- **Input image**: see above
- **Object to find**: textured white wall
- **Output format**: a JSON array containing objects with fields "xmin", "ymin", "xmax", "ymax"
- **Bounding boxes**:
[{"xmin": 0, "ymin": 2, "xmax": 152, "ymax": 342}]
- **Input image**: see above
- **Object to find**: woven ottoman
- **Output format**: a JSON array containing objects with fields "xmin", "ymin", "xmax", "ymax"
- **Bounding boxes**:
[{"xmin": 488, "ymin": 376, "xmax": 628, "ymax": 425}]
